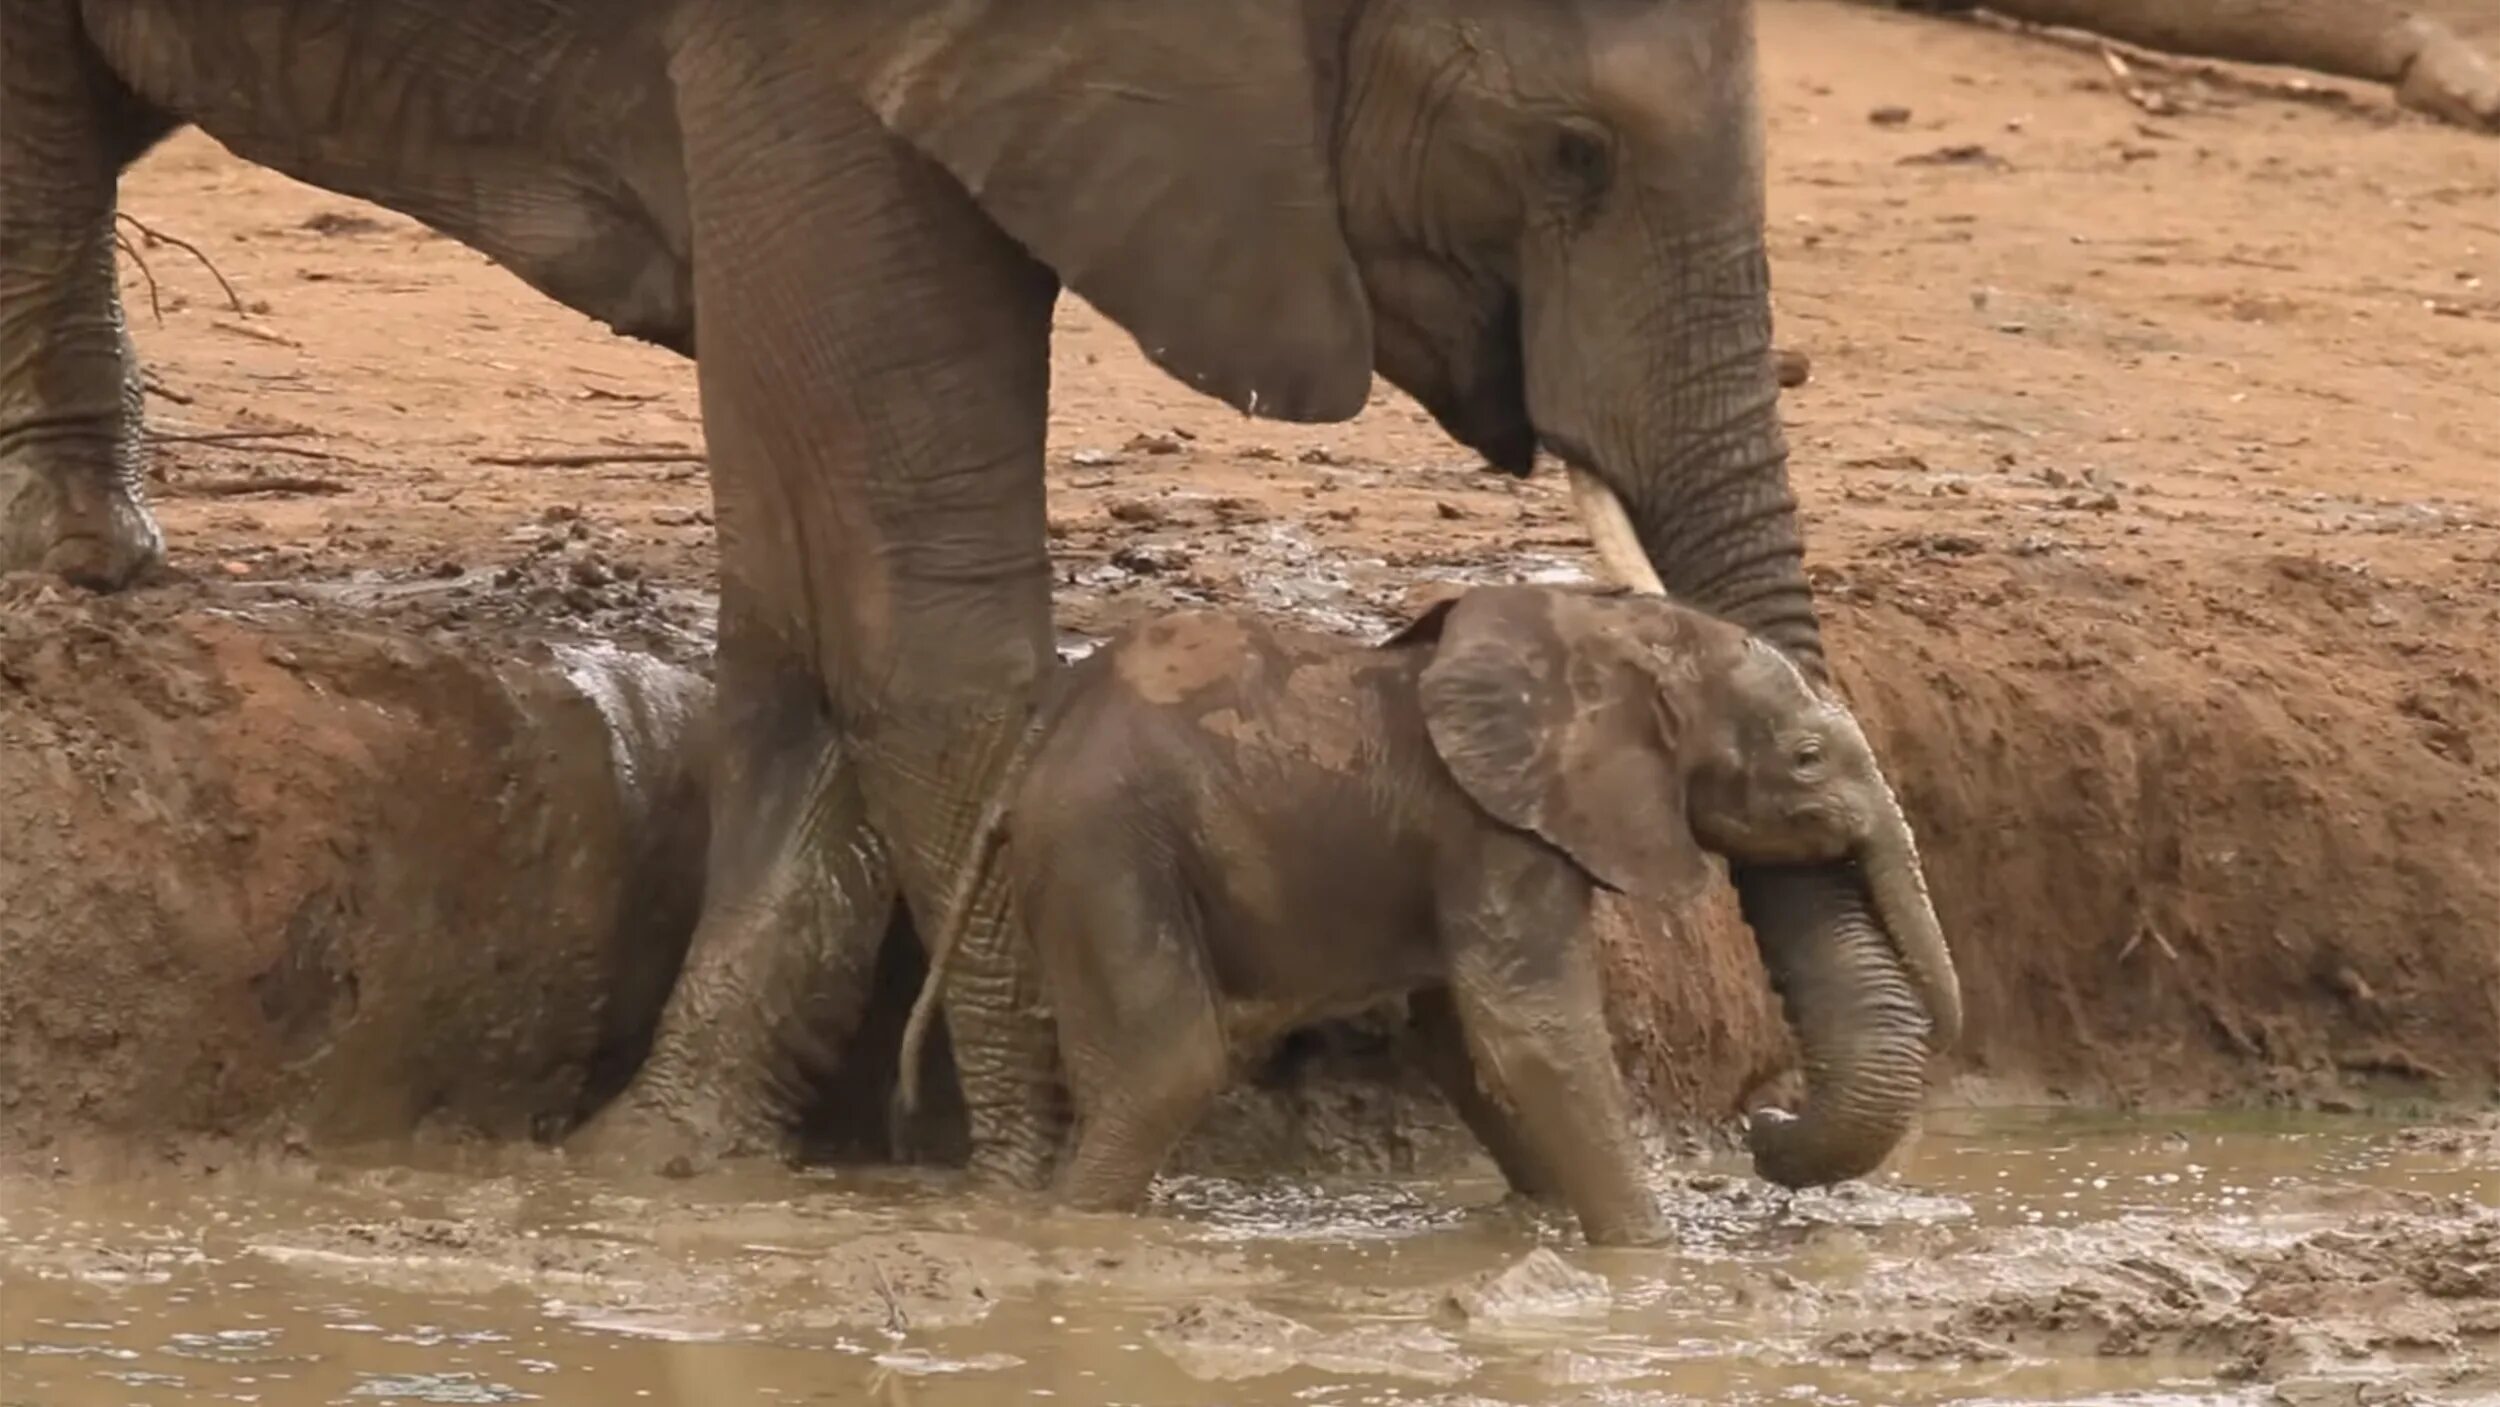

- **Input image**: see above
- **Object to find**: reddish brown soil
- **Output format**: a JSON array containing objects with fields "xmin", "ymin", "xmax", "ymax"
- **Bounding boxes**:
[
  {"xmin": 0, "ymin": 582, "xmax": 712, "ymax": 1173},
  {"xmin": 18, "ymin": 0, "xmax": 2500, "ymax": 1149}
]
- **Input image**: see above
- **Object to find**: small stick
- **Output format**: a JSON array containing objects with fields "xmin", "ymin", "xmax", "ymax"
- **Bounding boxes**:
[
  {"xmin": 2099, "ymin": 45, "xmax": 2174, "ymax": 115},
  {"xmin": 869, "ymin": 1260, "xmax": 909, "ymax": 1336},
  {"xmin": 239, "ymin": 441, "xmax": 346, "ymax": 463},
  {"xmin": 140, "ymin": 371, "xmax": 194, "ymax": 406},
  {"xmin": 473, "ymin": 449, "xmax": 707, "ymax": 468},
  {"xmin": 151, "ymin": 428, "xmax": 321, "ymax": 445},
  {"xmin": 210, "ymin": 319, "xmax": 299, "ymax": 348},
  {"xmin": 116, "ymin": 212, "xmax": 246, "ymax": 314},
  {"xmin": 113, "ymin": 229, "xmax": 165, "ymax": 323},
  {"xmin": 177, "ymin": 474, "xmax": 349, "ymax": 498}
]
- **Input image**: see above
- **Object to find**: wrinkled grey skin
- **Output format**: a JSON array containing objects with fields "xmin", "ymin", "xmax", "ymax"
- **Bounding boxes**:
[
  {"xmin": 0, "ymin": 0, "xmax": 1952, "ymax": 1185},
  {"xmin": 896, "ymin": 585, "xmax": 1961, "ymax": 1241}
]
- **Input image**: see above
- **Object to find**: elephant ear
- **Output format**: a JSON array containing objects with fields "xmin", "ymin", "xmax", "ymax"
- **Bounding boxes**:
[
  {"xmin": 849, "ymin": 0, "xmax": 1375, "ymax": 423},
  {"xmin": 1417, "ymin": 589, "xmax": 1714, "ymax": 906}
]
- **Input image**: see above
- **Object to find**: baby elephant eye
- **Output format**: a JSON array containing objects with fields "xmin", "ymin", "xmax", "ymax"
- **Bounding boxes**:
[{"xmin": 1792, "ymin": 739, "xmax": 1826, "ymax": 769}]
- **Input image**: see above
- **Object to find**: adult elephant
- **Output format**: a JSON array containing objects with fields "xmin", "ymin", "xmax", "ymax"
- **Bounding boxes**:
[{"xmin": 0, "ymin": 0, "xmax": 1958, "ymax": 1189}]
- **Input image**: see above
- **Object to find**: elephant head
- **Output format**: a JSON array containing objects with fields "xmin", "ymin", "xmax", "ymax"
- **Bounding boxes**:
[{"xmin": 1409, "ymin": 586, "xmax": 1958, "ymax": 1188}]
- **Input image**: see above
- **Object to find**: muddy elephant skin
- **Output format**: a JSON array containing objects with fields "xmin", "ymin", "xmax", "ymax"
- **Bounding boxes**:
[
  {"xmin": 0, "ymin": 593, "xmax": 713, "ymax": 1160},
  {"xmin": 898, "ymin": 585, "xmax": 1959, "ymax": 1243},
  {"xmin": 3, "ymin": 0, "xmax": 1936, "ymax": 1190}
]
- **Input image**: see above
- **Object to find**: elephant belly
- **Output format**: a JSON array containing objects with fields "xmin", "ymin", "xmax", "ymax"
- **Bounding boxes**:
[
  {"xmin": 1198, "ymin": 902, "xmax": 1445, "ymax": 1054},
  {"xmin": 87, "ymin": 0, "xmax": 695, "ymax": 352}
]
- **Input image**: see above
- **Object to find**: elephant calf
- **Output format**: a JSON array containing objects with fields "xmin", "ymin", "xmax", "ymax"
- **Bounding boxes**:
[{"xmin": 900, "ymin": 584, "xmax": 1958, "ymax": 1246}]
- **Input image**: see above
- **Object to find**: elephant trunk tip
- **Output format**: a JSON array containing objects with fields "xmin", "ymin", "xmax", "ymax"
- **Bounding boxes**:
[{"xmin": 1741, "ymin": 1081, "xmax": 1924, "ymax": 1190}]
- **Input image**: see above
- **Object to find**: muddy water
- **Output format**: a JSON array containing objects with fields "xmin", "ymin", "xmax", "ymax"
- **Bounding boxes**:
[{"xmin": 4, "ymin": 1111, "xmax": 2495, "ymax": 1406}]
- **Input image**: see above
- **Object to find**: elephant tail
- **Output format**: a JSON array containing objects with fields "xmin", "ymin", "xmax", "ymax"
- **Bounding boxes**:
[{"xmin": 888, "ymin": 709, "xmax": 1052, "ymax": 1158}]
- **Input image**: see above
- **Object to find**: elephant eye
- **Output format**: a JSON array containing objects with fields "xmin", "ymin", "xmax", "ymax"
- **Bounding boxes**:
[
  {"xmin": 1792, "ymin": 739, "xmax": 1825, "ymax": 770},
  {"xmin": 1547, "ymin": 122, "xmax": 1616, "ymax": 206}
]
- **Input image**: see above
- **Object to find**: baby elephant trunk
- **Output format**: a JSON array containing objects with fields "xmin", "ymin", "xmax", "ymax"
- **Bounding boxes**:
[{"xmin": 1736, "ymin": 861, "xmax": 1935, "ymax": 1189}]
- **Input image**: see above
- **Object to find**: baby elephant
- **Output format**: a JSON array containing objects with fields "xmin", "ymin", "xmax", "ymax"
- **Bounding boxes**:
[{"xmin": 899, "ymin": 584, "xmax": 1957, "ymax": 1246}]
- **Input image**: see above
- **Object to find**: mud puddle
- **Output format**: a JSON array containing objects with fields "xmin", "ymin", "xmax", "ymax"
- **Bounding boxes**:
[{"xmin": 3, "ymin": 1110, "xmax": 2495, "ymax": 1405}]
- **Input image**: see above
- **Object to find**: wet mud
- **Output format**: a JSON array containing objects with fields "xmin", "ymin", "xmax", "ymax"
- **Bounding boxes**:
[
  {"xmin": 6, "ymin": 546, "xmax": 2498, "ymax": 1183},
  {"xmin": 4, "ymin": 1111, "xmax": 2495, "ymax": 1404},
  {"xmin": 0, "ymin": 578, "xmax": 712, "ymax": 1172}
]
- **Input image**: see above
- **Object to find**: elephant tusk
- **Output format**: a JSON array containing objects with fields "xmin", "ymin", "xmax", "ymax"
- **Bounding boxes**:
[{"xmin": 1567, "ymin": 464, "xmax": 1668, "ymax": 597}]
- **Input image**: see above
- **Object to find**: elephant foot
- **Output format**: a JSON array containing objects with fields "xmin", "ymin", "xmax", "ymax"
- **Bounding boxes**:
[
  {"xmin": 567, "ymin": 708, "xmax": 898, "ymax": 1173},
  {"xmin": 957, "ymin": 1082, "xmax": 1064, "ymax": 1191},
  {"xmin": 0, "ymin": 450, "xmax": 164, "ymax": 589},
  {"xmin": 570, "ymin": 1079, "xmax": 795, "ymax": 1176}
]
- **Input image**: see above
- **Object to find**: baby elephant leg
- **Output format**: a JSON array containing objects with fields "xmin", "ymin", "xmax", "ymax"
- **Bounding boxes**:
[
  {"xmin": 1440, "ymin": 848, "xmax": 1666, "ymax": 1247},
  {"xmin": 1409, "ymin": 987, "xmax": 1558, "ymax": 1199},
  {"xmin": 1033, "ymin": 862, "xmax": 1229, "ymax": 1213}
]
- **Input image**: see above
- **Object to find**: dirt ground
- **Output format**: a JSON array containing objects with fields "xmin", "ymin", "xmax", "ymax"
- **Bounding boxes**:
[
  {"xmin": 0, "ymin": 584, "xmax": 715, "ymax": 1170},
  {"xmin": 15, "ymin": 0, "xmax": 2500, "ymax": 1151}
]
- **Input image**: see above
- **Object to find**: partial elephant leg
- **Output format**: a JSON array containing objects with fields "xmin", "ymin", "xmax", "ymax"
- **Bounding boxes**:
[
  {"xmin": 0, "ymin": 5, "xmax": 173, "ymax": 586},
  {"xmin": 1440, "ymin": 840, "xmax": 1666, "ymax": 1248},
  {"xmin": 1407, "ymin": 986, "xmax": 1558, "ymax": 1199},
  {"xmin": 667, "ymin": 20, "xmax": 1065, "ymax": 1185},
  {"xmin": 575, "ymin": 655, "xmax": 894, "ymax": 1162},
  {"xmin": 1033, "ymin": 863, "xmax": 1230, "ymax": 1214}
]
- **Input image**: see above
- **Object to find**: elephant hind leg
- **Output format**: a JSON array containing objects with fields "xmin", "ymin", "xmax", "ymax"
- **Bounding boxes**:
[
  {"xmin": 0, "ymin": 6, "xmax": 177, "ymax": 586},
  {"xmin": 1054, "ymin": 1003, "xmax": 1230, "ymax": 1214},
  {"xmin": 573, "ymin": 662, "xmax": 897, "ymax": 1166},
  {"xmin": 1032, "ymin": 861, "xmax": 1230, "ymax": 1214}
]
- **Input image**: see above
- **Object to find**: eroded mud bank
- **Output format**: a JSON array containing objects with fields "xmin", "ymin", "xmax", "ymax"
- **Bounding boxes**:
[
  {"xmin": 0, "ymin": 578, "xmax": 712, "ymax": 1169},
  {"xmin": 4, "ymin": 564, "xmax": 2494, "ymax": 1177}
]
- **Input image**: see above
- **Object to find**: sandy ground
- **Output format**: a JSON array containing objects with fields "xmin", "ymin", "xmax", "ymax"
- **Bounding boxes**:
[{"xmin": 109, "ymin": 4, "xmax": 2499, "ymax": 631}]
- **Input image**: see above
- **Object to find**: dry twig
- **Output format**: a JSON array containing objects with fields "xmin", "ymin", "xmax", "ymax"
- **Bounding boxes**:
[
  {"xmin": 473, "ymin": 448, "xmax": 708, "ymax": 468},
  {"xmin": 209, "ymin": 319, "xmax": 299, "ymax": 348},
  {"xmin": 113, "ymin": 227, "xmax": 166, "ymax": 323},
  {"xmin": 174, "ymin": 474, "xmax": 349, "ymax": 498},
  {"xmin": 151, "ymin": 428, "xmax": 320, "ymax": 445},
  {"xmin": 148, "ymin": 424, "xmax": 345, "ymax": 464},
  {"xmin": 2098, "ymin": 45, "xmax": 2177, "ymax": 114},
  {"xmin": 115, "ymin": 212, "xmax": 247, "ymax": 313}
]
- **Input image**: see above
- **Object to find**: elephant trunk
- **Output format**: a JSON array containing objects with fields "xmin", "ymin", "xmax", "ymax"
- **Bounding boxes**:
[
  {"xmin": 1529, "ymin": 41, "xmax": 1953, "ymax": 1184},
  {"xmin": 1555, "ymin": 243, "xmax": 1954, "ymax": 1188},
  {"xmin": 1857, "ymin": 756, "xmax": 1963, "ymax": 1049},
  {"xmin": 1736, "ymin": 862, "xmax": 1932, "ymax": 1189},
  {"xmin": 1581, "ymin": 252, "xmax": 1823, "ymax": 670}
]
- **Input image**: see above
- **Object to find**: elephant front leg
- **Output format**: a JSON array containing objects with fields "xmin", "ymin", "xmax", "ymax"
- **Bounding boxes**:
[
  {"xmin": 652, "ymin": 46, "xmax": 1068, "ymax": 1185},
  {"xmin": 1440, "ymin": 840, "xmax": 1667, "ymax": 1248},
  {"xmin": 0, "ymin": 16, "xmax": 171, "ymax": 587},
  {"xmin": 1408, "ymin": 986, "xmax": 1560, "ymax": 1200}
]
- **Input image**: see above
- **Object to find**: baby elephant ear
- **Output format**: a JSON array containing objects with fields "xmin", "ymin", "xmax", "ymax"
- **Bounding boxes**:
[{"xmin": 1417, "ymin": 589, "xmax": 1715, "ymax": 907}]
